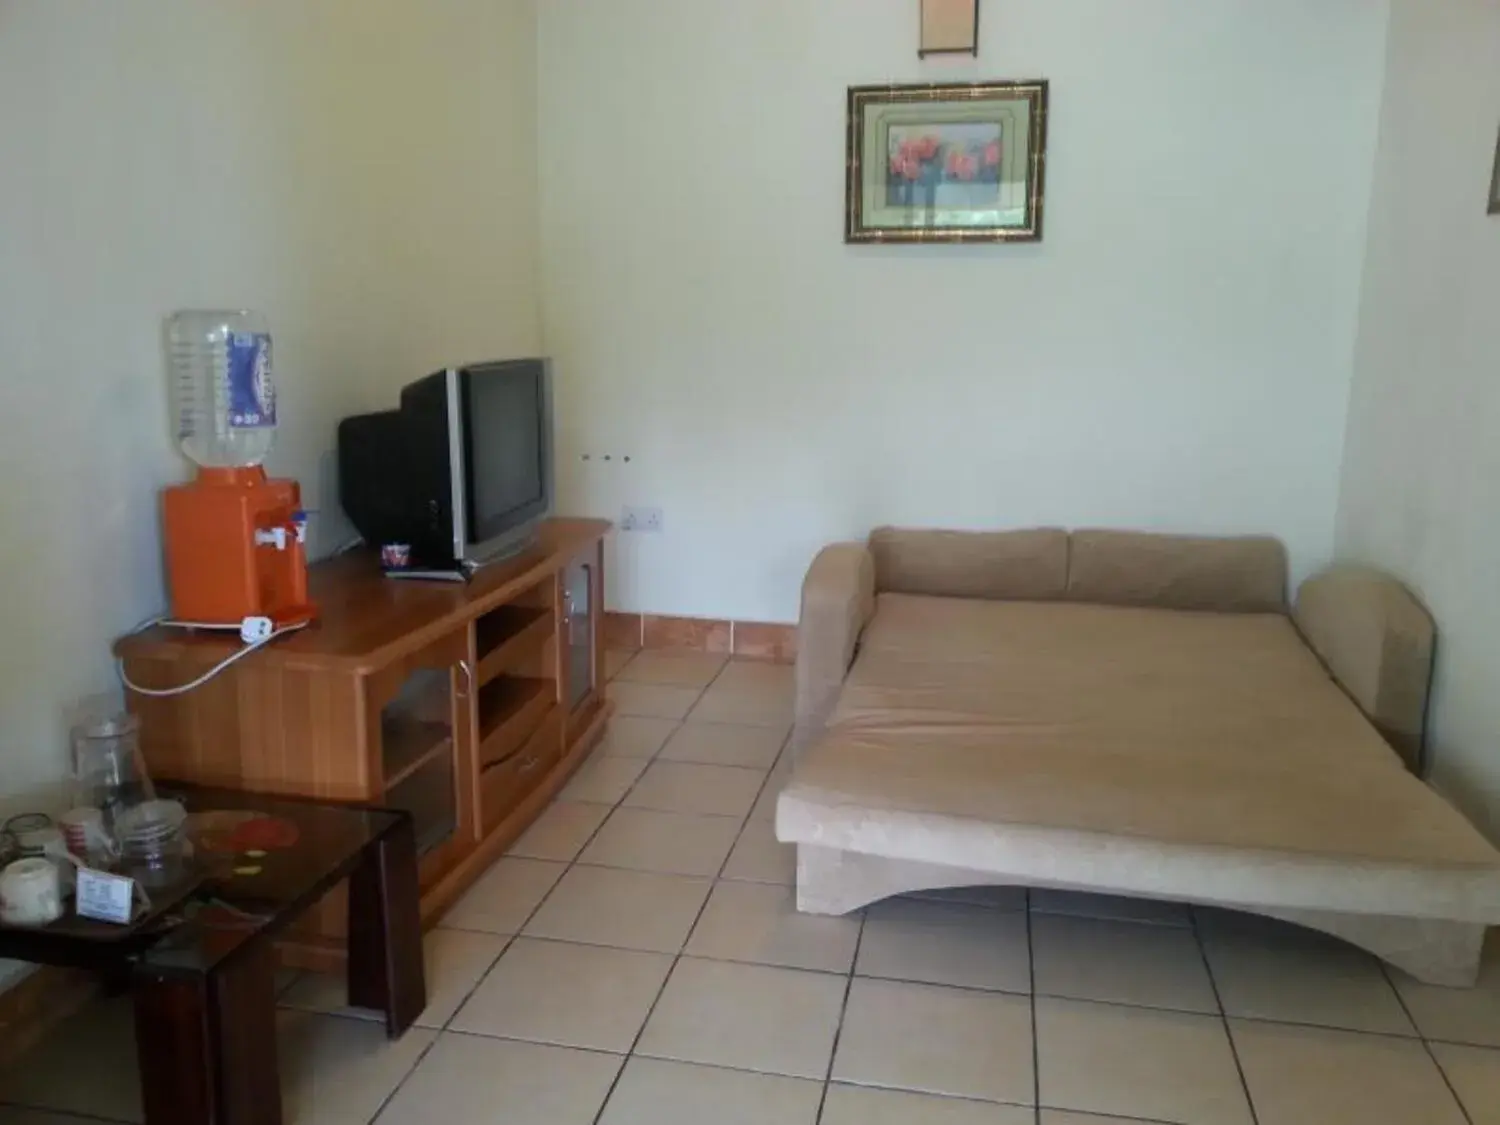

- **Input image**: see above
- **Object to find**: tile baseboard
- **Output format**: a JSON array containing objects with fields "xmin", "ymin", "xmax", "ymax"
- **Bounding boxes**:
[
  {"xmin": 644, "ymin": 615, "xmax": 732, "ymax": 654},
  {"xmin": 604, "ymin": 613, "xmax": 797, "ymax": 664},
  {"xmin": 605, "ymin": 612, "xmax": 644, "ymax": 651},
  {"xmin": 731, "ymin": 622, "xmax": 797, "ymax": 663}
]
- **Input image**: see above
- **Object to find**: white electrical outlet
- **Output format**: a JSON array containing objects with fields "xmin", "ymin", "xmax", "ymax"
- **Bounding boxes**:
[{"xmin": 621, "ymin": 506, "xmax": 664, "ymax": 533}]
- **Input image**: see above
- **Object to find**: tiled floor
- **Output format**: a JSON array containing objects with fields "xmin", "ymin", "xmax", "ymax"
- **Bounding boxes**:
[{"xmin": 4, "ymin": 650, "xmax": 1500, "ymax": 1124}]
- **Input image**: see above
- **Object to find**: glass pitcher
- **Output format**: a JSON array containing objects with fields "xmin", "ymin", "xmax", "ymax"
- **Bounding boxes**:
[{"xmin": 70, "ymin": 711, "xmax": 154, "ymax": 837}]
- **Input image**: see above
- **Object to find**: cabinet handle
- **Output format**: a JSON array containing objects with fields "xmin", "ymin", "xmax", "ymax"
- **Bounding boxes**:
[
  {"xmin": 519, "ymin": 755, "xmax": 540, "ymax": 775},
  {"xmin": 457, "ymin": 659, "xmax": 472, "ymax": 695}
]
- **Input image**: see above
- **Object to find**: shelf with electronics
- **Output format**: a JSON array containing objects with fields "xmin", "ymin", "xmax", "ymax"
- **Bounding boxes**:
[{"xmin": 115, "ymin": 517, "xmax": 611, "ymax": 968}]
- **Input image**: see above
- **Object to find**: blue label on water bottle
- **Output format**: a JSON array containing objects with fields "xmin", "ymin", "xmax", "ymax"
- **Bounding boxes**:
[{"xmin": 226, "ymin": 332, "xmax": 275, "ymax": 428}]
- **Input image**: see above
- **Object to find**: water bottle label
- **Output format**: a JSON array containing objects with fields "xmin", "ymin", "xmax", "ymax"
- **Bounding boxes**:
[{"xmin": 226, "ymin": 332, "xmax": 276, "ymax": 428}]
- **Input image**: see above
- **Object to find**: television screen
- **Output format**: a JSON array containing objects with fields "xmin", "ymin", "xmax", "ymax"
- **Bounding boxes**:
[{"xmin": 464, "ymin": 362, "xmax": 546, "ymax": 543}]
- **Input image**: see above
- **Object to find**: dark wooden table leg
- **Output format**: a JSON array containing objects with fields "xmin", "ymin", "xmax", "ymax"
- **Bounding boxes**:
[
  {"xmin": 134, "ymin": 942, "xmax": 282, "ymax": 1125},
  {"xmin": 347, "ymin": 814, "xmax": 426, "ymax": 1036}
]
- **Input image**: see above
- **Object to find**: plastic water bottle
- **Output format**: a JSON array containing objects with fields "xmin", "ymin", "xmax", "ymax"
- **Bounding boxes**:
[{"xmin": 167, "ymin": 309, "xmax": 278, "ymax": 469}]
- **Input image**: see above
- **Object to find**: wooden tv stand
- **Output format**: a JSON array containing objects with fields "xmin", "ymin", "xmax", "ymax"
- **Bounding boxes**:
[{"xmin": 115, "ymin": 518, "xmax": 611, "ymax": 967}]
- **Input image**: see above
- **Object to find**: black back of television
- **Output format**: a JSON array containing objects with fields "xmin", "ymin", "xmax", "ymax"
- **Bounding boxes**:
[{"xmin": 337, "ymin": 373, "xmax": 459, "ymax": 567}]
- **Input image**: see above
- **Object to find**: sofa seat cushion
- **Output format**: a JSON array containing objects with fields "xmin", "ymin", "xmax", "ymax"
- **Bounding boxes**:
[{"xmin": 783, "ymin": 594, "xmax": 1500, "ymax": 887}]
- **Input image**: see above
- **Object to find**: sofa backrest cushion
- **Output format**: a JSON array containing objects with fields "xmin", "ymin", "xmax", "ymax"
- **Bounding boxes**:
[
  {"xmin": 869, "ymin": 527, "xmax": 1068, "ymax": 601},
  {"xmin": 1066, "ymin": 530, "xmax": 1287, "ymax": 613}
]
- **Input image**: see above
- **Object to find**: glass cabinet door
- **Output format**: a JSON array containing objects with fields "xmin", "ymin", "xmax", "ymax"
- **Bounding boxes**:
[
  {"xmin": 562, "ymin": 542, "xmax": 604, "ymax": 741},
  {"xmin": 369, "ymin": 631, "xmax": 471, "ymax": 872},
  {"xmin": 563, "ymin": 558, "xmax": 595, "ymax": 713}
]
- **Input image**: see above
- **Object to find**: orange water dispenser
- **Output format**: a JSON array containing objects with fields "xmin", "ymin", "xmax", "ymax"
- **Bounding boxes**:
[{"xmin": 162, "ymin": 311, "xmax": 316, "ymax": 629}]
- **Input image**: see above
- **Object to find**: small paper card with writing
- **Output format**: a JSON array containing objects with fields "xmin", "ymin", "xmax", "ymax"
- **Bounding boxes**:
[{"xmin": 76, "ymin": 868, "xmax": 137, "ymax": 925}]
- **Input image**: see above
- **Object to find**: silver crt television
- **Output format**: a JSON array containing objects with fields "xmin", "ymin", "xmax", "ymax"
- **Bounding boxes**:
[{"xmin": 338, "ymin": 359, "xmax": 554, "ymax": 574}]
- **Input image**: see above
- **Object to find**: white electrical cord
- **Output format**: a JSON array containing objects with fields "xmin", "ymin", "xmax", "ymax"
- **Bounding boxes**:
[{"xmin": 116, "ymin": 617, "xmax": 309, "ymax": 698}]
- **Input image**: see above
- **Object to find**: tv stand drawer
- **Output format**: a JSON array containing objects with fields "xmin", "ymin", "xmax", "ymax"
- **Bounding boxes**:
[
  {"xmin": 479, "ymin": 707, "xmax": 561, "ymax": 832},
  {"xmin": 477, "ymin": 677, "xmax": 553, "ymax": 770}
]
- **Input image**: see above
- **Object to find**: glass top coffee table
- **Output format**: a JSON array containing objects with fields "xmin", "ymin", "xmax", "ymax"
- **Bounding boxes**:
[{"xmin": 0, "ymin": 786, "xmax": 426, "ymax": 1125}]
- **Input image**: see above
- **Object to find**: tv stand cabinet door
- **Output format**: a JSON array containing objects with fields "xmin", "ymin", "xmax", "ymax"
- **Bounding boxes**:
[
  {"xmin": 560, "ymin": 540, "xmax": 605, "ymax": 744},
  {"xmin": 364, "ymin": 628, "xmax": 477, "ymax": 888}
]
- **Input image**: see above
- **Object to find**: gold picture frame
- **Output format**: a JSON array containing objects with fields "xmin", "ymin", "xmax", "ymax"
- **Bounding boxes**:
[
  {"xmin": 845, "ymin": 81, "xmax": 1049, "ymax": 245},
  {"xmin": 1489, "ymin": 124, "xmax": 1500, "ymax": 216}
]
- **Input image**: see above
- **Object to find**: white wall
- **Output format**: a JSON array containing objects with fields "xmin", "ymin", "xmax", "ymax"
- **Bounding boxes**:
[
  {"xmin": 0, "ymin": 0, "xmax": 539, "ymax": 806},
  {"xmin": 1337, "ymin": 0, "xmax": 1500, "ymax": 837},
  {"xmin": 538, "ymin": 0, "xmax": 1389, "ymax": 623}
]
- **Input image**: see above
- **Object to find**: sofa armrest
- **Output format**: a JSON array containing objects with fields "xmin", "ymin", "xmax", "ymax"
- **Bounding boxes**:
[
  {"xmin": 792, "ymin": 543, "xmax": 875, "ymax": 759},
  {"xmin": 1294, "ymin": 566, "xmax": 1435, "ymax": 774}
]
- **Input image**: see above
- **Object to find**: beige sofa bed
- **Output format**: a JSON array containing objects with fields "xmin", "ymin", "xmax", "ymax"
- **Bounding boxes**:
[{"xmin": 776, "ymin": 528, "xmax": 1500, "ymax": 985}]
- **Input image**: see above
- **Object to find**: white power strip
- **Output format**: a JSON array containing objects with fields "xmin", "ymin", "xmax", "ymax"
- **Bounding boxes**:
[
  {"xmin": 239, "ymin": 616, "xmax": 273, "ymax": 643},
  {"xmin": 117, "ymin": 615, "xmax": 308, "ymax": 697}
]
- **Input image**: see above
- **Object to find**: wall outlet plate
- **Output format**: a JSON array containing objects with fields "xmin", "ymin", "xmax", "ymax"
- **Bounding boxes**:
[{"xmin": 621, "ymin": 506, "xmax": 663, "ymax": 533}]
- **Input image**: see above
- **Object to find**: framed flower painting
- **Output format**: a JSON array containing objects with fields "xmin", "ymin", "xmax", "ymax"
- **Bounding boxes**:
[{"xmin": 845, "ymin": 80, "xmax": 1049, "ymax": 244}]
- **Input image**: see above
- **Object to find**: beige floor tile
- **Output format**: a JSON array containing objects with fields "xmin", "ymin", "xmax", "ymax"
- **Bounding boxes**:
[
  {"xmin": 1431, "ymin": 1042, "xmax": 1500, "ymax": 1125},
  {"xmin": 749, "ymin": 760, "xmax": 790, "ymax": 821},
  {"xmin": 1031, "ymin": 888, "xmax": 1191, "ymax": 927},
  {"xmin": 1231, "ymin": 1020, "xmax": 1467, "ymax": 1125},
  {"xmin": 1202, "ymin": 921, "xmax": 1414, "ymax": 1035},
  {"xmin": 623, "ymin": 761, "xmax": 766, "ymax": 818},
  {"xmin": 277, "ymin": 1009, "xmax": 436, "ymax": 1125},
  {"xmin": 279, "ymin": 966, "xmax": 363, "ymax": 1021},
  {"xmin": 598, "ymin": 1057, "xmax": 822, "ymax": 1125},
  {"xmin": 449, "ymin": 937, "xmax": 672, "ymax": 1052},
  {"xmin": 0, "ymin": 998, "xmax": 141, "ymax": 1122},
  {"xmin": 856, "ymin": 896, "xmax": 1031, "ymax": 993},
  {"xmin": 579, "ymin": 806, "xmax": 741, "ymax": 877},
  {"xmin": 715, "ymin": 661, "xmax": 795, "ymax": 692},
  {"xmin": 281, "ymin": 928, "xmax": 507, "ymax": 1028},
  {"xmin": 609, "ymin": 681, "xmax": 704, "ymax": 720},
  {"xmin": 1391, "ymin": 934, "xmax": 1500, "ymax": 1047},
  {"xmin": 605, "ymin": 649, "xmax": 635, "ymax": 680},
  {"xmin": 594, "ymin": 716, "xmax": 679, "ymax": 759},
  {"xmin": 614, "ymin": 650, "xmax": 728, "ymax": 687},
  {"xmin": 721, "ymin": 816, "xmax": 797, "ymax": 884},
  {"xmin": 439, "ymin": 856, "xmax": 566, "ymax": 935},
  {"xmin": 1040, "ymin": 1114, "xmax": 1176, "ymax": 1125},
  {"xmin": 660, "ymin": 722, "xmax": 788, "ymax": 769},
  {"xmin": 1032, "ymin": 913, "xmax": 1218, "ymax": 1013},
  {"xmin": 822, "ymin": 1084, "xmax": 1034, "ymax": 1125},
  {"xmin": 832, "ymin": 978, "xmax": 1034, "ymax": 1103},
  {"xmin": 1036, "ymin": 998, "xmax": 1252, "ymax": 1125},
  {"xmin": 1192, "ymin": 905, "xmax": 1293, "ymax": 935},
  {"xmin": 376, "ymin": 1033, "xmax": 622, "ymax": 1125},
  {"xmin": 908, "ymin": 884, "xmax": 1028, "ymax": 911},
  {"xmin": 524, "ymin": 866, "xmax": 711, "ymax": 953},
  {"xmin": 558, "ymin": 753, "xmax": 649, "ymax": 805},
  {"xmin": 688, "ymin": 684, "xmax": 793, "ymax": 727},
  {"xmin": 507, "ymin": 800, "xmax": 611, "ymax": 861},
  {"xmin": 773, "ymin": 741, "xmax": 795, "ymax": 768},
  {"xmin": 637, "ymin": 958, "xmax": 846, "ymax": 1079},
  {"xmin": 686, "ymin": 881, "xmax": 861, "ymax": 973}
]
